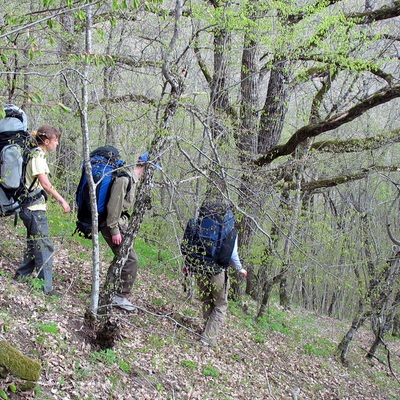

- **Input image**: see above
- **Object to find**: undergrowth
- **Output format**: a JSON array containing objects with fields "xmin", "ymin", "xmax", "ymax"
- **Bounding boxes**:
[{"xmin": 1, "ymin": 212, "xmax": 400, "ymax": 399}]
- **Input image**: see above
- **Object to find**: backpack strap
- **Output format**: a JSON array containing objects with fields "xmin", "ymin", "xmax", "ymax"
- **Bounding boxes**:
[
  {"xmin": 19, "ymin": 147, "xmax": 47, "ymax": 205},
  {"xmin": 114, "ymin": 169, "xmax": 132, "ymax": 193}
]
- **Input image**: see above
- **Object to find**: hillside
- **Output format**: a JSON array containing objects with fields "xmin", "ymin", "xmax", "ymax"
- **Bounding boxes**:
[{"xmin": 0, "ymin": 217, "xmax": 400, "ymax": 400}]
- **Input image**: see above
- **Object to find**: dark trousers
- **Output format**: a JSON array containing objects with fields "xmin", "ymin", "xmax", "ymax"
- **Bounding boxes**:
[
  {"xmin": 100, "ymin": 225, "xmax": 138, "ymax": 297},
  {"xmin": 17, "ymin": 208, "xmax": 54, "ymax": 293}
]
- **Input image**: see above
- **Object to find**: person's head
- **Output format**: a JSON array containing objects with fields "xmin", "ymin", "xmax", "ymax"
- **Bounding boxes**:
[
  {"xmin": 32, "ymin": 125, "xmax": 61, "ymax": 152},
  {"xmin": 136, "ymin": 151, "xmax": 161, "ymax": 170},
  {"xmin": 33, "ymin": 125, "xmax": 61, "ymax": 152},
  {"xmin": 134, "ymin": 153, "xmax": 147, "ymax": 179},
  {"xmin": 199, "ymin": 199, "xmax": 230, "ymax": 219}
]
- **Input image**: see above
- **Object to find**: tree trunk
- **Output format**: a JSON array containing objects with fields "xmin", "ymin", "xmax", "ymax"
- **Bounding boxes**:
[
  {"xmin": 0, "ymin": 340, "xmax": 41, "ymax": 389},
  {"xmin": 96, "ymin": 0, "xmax": 185, "ymax": 348},
  {"xmin": 258, "ymin": 60, "xmax": 289, "ymax": 153},
  {"xmin": 337, "ymin": 300, "xmax": 369, "ymax": 365}
]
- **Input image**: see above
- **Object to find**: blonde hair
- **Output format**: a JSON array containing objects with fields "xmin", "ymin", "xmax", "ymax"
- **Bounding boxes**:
[{"xmin": 33, "ymin": 125, "xmax": 61, "ymax": 144}]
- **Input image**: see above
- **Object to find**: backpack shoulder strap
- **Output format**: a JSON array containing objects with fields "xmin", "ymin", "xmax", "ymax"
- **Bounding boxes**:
[
  {"xmin": 217, "ymin": 227, "xmax": 237, "ymax": 267},
  {"xmin": 24, "ymin": 147, "xmax": 40, "ymax": 192},
  {"xmin": 181, "ymin": 218, "xmax": 198, "ymax": 254},
  {"xmin": 114, "ymin": 169, "xmax": 132, "ymax": 193}
]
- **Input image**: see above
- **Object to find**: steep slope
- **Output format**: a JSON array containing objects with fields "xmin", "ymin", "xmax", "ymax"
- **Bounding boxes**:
[{"xmin": 0, "ymin": 218, "xmax": 399, "ymax": 400}]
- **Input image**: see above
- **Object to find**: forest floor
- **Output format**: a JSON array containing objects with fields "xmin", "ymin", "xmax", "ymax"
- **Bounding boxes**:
[{"xmin": 0, "ymin": 217, "xmax": 400, "ymax": 400}]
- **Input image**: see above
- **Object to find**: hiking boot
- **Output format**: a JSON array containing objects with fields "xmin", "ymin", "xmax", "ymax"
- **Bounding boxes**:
[{"xmin": 112, "ymin": 295, "xmax": 136, "ymax": 311}]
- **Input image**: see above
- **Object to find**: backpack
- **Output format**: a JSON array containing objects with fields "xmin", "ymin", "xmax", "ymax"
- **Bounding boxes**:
[
  {"xmin": 181, "ymin": 201, "xmax": 237, "ymax": 275},
  {"xmin": 74, "ymin": 146, "xmax": 131, "ymax": 239},
  {"xmin": 0, "ymin": 104, "xmax": 41, "ymax": 216}
]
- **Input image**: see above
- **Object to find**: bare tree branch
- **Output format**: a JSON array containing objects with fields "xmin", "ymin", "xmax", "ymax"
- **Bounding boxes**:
[
  {"xmin": 255, "ymin": 84, "xmax": 400, "ymax": 165},
  {"xmin": 311, "ymin": 129, "xmax": 400, "ymax": 153}
]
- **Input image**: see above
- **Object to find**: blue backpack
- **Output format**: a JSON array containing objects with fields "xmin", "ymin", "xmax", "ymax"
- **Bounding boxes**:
[
  {"xmin": 182, "ymin": 201, "xmax": 237, "ymax": 275},
  {"xmin": 74, "ymin": 146, "xmax": 131, "ymax": 239}
]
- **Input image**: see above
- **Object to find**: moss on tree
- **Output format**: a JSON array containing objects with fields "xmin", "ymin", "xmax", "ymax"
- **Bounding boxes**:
[{"xmin": 0, "ymin": 341, "xmax": 41, "ymax": 385}]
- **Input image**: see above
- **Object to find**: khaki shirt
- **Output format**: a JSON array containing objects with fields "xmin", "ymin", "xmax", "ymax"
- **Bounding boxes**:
[
  {"xmin": 26, "ymin": 148, "xmax": 49, "ymax": 211},
  {"xmin": 105, "ymin": 168, "xmax": 139, "ymax": 236}
]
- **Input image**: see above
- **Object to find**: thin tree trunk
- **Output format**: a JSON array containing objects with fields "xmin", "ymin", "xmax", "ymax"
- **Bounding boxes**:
[
  {"xmin": 81, "ymin": 4, "xmax": 101, "ymax": 315},
  {"xmin": 337, "ymin": 301, "xmax": 369, "ymax": 365},
  {"xmin": 96, "ymin": 0, "xmax": 185, "ymax": 348}
]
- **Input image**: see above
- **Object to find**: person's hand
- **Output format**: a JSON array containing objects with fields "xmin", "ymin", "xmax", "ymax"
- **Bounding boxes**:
[
  {"xmin": 60, "ymin": 201, "xmax": 71, "ymax": 213},
  {"xmin": 239, "ymin": 268, "xmax": 248, "ymax": 277},
  {"xmin": 112, "ymin": 233, "xmax": 122, "ymax": 245}
]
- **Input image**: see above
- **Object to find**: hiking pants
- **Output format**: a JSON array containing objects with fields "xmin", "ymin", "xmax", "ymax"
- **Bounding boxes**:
[
  {"xmin": 100, "ymin": 225, "xmax": 138, "ymax": 297},
  {"xmin": 17, "ymin": 208, "xmax": 54, "ymax": 293},
  {"xmin": 196, "ymin": 270, "xmax": 229, "ymax": 345}
]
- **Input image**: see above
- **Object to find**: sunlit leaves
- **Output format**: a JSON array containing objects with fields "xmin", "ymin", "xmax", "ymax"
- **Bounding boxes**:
[
  {"xmin": 56, "ymin": 102, "xmax": 72, "ymax": 113},
  {"xmin": 27, "ymin": 92, "xmax": 43, "ymax": 104},
  {"xmin": 190, "ymin": 0, "xmax": 385, "ymax": 75}
]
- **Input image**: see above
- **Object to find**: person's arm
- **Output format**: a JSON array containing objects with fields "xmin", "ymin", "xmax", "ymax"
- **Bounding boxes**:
[
  {"xmin": 230, "ymin": 237, "xmax": 247, "ymax": 277},
  {"xmin": 106, "ymin": 176, "xmax": 130, "ymax": 245},
  {"xmin": 36, "ymin": 173, "xmax": 70, "ymax": 213}
]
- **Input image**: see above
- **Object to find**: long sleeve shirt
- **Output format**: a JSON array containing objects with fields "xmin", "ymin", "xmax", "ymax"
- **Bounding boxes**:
[
  {"xmin": 105, "ymin": 169, "xmax": 139, "ymax": 236},
  {"xmin": 230, "ymin": 236, "xmax": 243, "ymax": 272}
]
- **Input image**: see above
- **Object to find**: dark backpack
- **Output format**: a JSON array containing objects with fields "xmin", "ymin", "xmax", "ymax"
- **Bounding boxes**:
[
  {"xmin": 0, "ymin": 104, "xmax": 41, "ymax": 216},
  {"xmin": 182, "ymin": 201, "xmax": 237, "ymax": 275},
  {"xmin": 74, "ymin": 146, "xmax": 131, "ymax": 239}
]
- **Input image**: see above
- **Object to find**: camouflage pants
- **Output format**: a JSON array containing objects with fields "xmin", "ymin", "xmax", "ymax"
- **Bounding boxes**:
[
  {"xmin": 17, "ymin": 208, "xmax": 54, "ymax": 293},
  {"xmin": 101, "ymin": 225, "xmax": 139, "ymax": 297},
  {"xmin": 196, "ymin": 270, "xmax": 229, "ymax": 345}
]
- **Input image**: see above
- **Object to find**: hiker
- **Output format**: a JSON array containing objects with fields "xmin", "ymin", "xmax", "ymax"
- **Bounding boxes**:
[
  {"xmin": 99, "ymin": 152, "xmax": 148, "ymax": 311},
  {"xmin": 181, "ymin": 200, "xmax": 247, "ymax": 347},
  {"xmin": 14, "ymin": 125, "xmax": 71, "ymax": 295}
]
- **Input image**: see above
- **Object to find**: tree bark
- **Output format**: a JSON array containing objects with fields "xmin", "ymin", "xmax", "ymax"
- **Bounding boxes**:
[{"xmin": 0, "ymin": 340, "xmax": 41, "ymax": 388}]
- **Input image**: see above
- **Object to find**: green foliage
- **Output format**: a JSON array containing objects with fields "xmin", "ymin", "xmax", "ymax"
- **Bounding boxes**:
[
  {"xmin": 151, "ymin": 297, "xmax": 164, "ymax": 307},
  {"xmin": 33, "ymin": 385, "xmax": 41, "ymax": 397},
  {"xmin": 155, "ymin": 383, "xmax": 164, "ymax": 392},
  {"xmin": 257, "ymin": 312, "xmax": 293, "ymax": 336},
  {"xmin": 90, "ymin": 349, "xmax": 131, "ymax": 372},
  {"xmin": 91, "ymin": 349, "xmax": 118, "ymax": 366},
  {"xmin": 230, "ymin": 301, "xmax": 293, "ymax": 343},
  {"xmin": 148, "ymin": 335, "xmax": 165, "ymax": 347},
  {"xmin": 117, "ymin": 360, "xmax": 131, "ymax": 373},
  {"xmin": 7, "ymin": 385, "xmax": 16, "ymax": 394},
  {"xmin": 42, "ymin": 0, "xmax": 55, "ymax": 7},
  {"xmin": 135, "ymin": 236, "xmax": 172, "ymax": 272},
  {"xmin": 30, "ymin": 278, "xmax": 46, "ymax": 291},
  {"xmin": 73, "ymin": 360, "xmax": 92, "ymax": 380},
  {"xmin": 201, "ymin": 363, "xmax": 219, "ymax": 378},
  {"xmin": 182, "ymin": 309, "xmax": 196, "ymax": 317},
  {"xmin": 180, "ymin": 360, "xmax": 197, "ymax": 370},
  {"xmin": 35, "ymin": 322, "xmax": 58, "ymax": 334},
  {"xmin": 303, "ymin": 338, "xmax": 335, "ymax": 357},
  {"xmin": 253, "ymin": 333, "xmax": 265, "ymax": 344},
  {"xmin": 0, "ymin": 388, "xmax": 7, "ymax": 400}
]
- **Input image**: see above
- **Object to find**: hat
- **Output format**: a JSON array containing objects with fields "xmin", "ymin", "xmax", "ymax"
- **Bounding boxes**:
[{"xmin": 138, "ymin": 151, "xmax": 162, "ymax": 171}]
